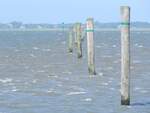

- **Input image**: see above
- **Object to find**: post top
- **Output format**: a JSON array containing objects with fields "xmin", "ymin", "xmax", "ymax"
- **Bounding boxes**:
[
  {"xmin": 75, "ymin": 22, "xmax": 81, "ymax": 25},
  {"xmin": 87, "ymin": 18, "xmax": 94, "ymax": 21},
  {"xmin": 120, "ymin": 6, "xmax": 130, "ymax": 9}
]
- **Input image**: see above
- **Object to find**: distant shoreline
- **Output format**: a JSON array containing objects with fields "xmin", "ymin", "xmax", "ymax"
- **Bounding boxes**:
[{"xmin": 0, "ymin": 28, "xmax": 150, "ymax": 32}]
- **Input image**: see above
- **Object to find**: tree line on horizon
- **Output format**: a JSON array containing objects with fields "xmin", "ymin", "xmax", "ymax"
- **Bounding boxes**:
[{"xmin": 0, "ymin": 21, "xmax": 150, "ymax": 29}]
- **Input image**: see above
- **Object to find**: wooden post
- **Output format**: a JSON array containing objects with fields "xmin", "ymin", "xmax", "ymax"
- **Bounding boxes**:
[
  {"xmin": 120, "ymin": 6, "xmax": 130, "ymax": 105},
  {"xmin": 81, "ymin": 25, "xmax": 86, "ymax": 41},
  {"xmin": 68, "ymin": 30, "xmax": 73, "ymax": 53},
  {"xmin": 73, "ymin": 24, "xmax": 77, "ymax": 46},
  {"xmin": 86, "ymin": 18, "xmax": 96, "ymax": 75},
  {"xmin": 76, "ymin": 23, "xmax": 82, "ymax": 58}
]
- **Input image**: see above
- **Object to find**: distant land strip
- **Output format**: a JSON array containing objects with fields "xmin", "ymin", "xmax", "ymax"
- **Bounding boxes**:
[{"xmin": 0, "ymin": 28, "xmax": 150, "ymax": 32}]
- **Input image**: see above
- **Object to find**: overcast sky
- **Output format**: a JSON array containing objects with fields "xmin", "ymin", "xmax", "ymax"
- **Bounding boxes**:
[{"xmin": 0, "ymin": 0, "xmax": 149, "ymax": 23}]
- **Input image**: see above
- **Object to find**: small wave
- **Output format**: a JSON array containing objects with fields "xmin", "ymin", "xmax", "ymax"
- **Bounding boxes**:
[
  {"xmin": 98, "ymin": 72, "xmax": 104, "ymax": 76},
  {"xmin": 109, "ymin": 88, "xmax": 115, "ymax": 91},
  {"xmin": 0, "ymin": 78, "xmax": 13, "ymax": 83},
  {"xmin": 37, "ymin": 70, "xmax": 45, "ymax": 73},
  {"xmin": 140, "ymin": 90, "xmax": 148, "ymax": 94},
  {"xmin": 107, "ymin": 67, "xmax": 113, "ymax": 70},
  {"xmin": 47, "ymin": 89, "xmax": 56, "ymax": 93},
  {"xmin": 62, "ymin": 71, "xmax": 72, "ymax": 75},
  {"xmin": 70, "ymin": 86, "xmax": 86, "ymax": 92},
  {"xmin": 101, "ymin": 82, "xmax": 109, "ymax": 86},
  {"xmin": 67, "ymin": 91, "xmax": 87, "ymax": 96},
  {"xmin": 133, "ymin": 60, "xmax": 141, "ymax": 64},
  {"xmin": 57, "ymin": 84, "xmax": 63, "ymax": 87},
  {"xmin": 112, "ymin": 45, "xmax": 117, "ymax": 48},
  {"xmin": 96, "ymin": 45, "xmax": 101, "ymax": 48},
  {"xmin": 14, "ymin": 49, "xmax": 20, "ymax": 52},
  {"xmin": 32, "ymin": 79, "xmax": 37, "ymax": 83},
  {"xmin": 12, "ymin": 89, "xmax": 18, "ymax": 92},
  {"xmin": 83, "ymin": 98, "xmax": 92, "ymax": 102},
  {"xmin": 108, "ymin": 80, "xmax": 112, "ymax": 83},
  {"xmin": 138, "ymin": 45, "xmax": 144, "ymax": 48},
  {"xmin": 48, "ymin": 74, "xmax": 58, "ymax": 78},
  {"xmin": 134, "ymin": 87, "xmax": 142, "ymax": 91},
  {"xmin": 134, "ymin": 43, "xmax": 144, "ymax": 48},
  {"xmin": 61, "ymin": 41, "xmax": 66, "ymax": 45},
  {"xmin": 103, "ymin": 55, "xmax": 112, "ymax": 58},
  {"xmin": 42, "ymin": 49, "xmax": 51, "ymax": 52},
  {"xmin": 29, "ymin": 54, "xmax": 36, "ymax": 58},
  {"xmin": 33, "ymin": 47, "xmax": 39, "ymax": 50}
]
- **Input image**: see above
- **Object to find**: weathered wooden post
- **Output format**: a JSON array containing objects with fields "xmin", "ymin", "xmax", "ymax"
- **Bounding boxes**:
[
  {"xmin": 81, "ymin": 25, "xmax": 86, "ymax": 41},
  {"xmin": 86, "ymin": 18, "xmax": 96, "ymax": 75},
  {"xmin": 73, "ymin": 24, "xmax": 77, "ymax": 46},
  {"xmin": 76, "ymin": 23, "xmax": 82, "ymax": 58},
  {"xmin": 68, "ymin": 30, "xmax": 73, "ymax": 53},
  {"xmin": 120, "ymin": 6, "xmax": 130, "ymax": 105}
]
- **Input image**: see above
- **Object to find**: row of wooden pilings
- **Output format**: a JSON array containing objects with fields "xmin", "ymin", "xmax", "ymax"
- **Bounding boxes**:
[{"xmin": 68, "ymin": 6, "xmax": 130, "ymax": 105}]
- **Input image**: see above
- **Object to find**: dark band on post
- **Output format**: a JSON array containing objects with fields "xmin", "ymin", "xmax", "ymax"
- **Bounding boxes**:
[{"xmin": 86, "ymin": 29, "xmax": 94, "ymax": 32}]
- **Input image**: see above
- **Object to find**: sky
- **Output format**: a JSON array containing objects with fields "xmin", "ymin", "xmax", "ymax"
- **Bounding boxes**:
[{"xmin": 0, "ymin": 0, "xmax": 149, "ymax": 23}]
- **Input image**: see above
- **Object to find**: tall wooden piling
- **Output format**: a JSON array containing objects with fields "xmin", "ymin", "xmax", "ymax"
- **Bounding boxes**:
[
  {"xmin": 120, "ymin": 6, "xmax": 130, "ymax": 105},
  {"xmin": 86, "ymin": 18, "xmax": 96, "ymax": 75},
  {"xmin": 73, "ymin": 24, "xmax": 77, "ymax": 46},
  {"xmin": 81, "ymin": 25, "xmax": 86, "ymax": 41},
  {"xmin": 76, "ymin": 23, "xmax": 82, "ymax": 58},
  {"xmin": 68, "ymin": 30, "xmax": 73, "ymax": 53}
]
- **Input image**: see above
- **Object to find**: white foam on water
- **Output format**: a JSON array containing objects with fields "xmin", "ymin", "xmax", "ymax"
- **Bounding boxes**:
[
  {"xmin": 61, "ymin": 41, "xmax": 66, "ymax": 45},
  {"xmin": 98, "ymin": 72, "xmax": 104, "ymax": 76},
  {"xmin": 70, "ymin": 86, "xmax": 86, "ymax": 92},
  {"xmin": 112, "ymin": 45, "xmax": 117, "ymax": 48},
  {"xmin": 96, "ymin": 45, "xmax": 101, "ymax": 48},
  {"xmin": 103, "ymin": 55, "xmax": 112, "ymax": 58},
  {"xmin": 47, "ymin": 89, "xmax": 56, "ymax": 93},
  {"xmin": 0, "ymin": 78, "xmax": 13, "ymax": 83},
  {"xmin": 107, "ymin": 67, "xmax": 113, "ymax": 70},
  {"xmin": 67, "ymin": 91, "xmax": 87, "ymax": 96},
  {"xmin": 63, "ymin": 77, "xmax": 70, "ymax": 81},
  {"xmin": 140, "ymin": 90, "xmax": 149, "ymax": 94},
  {"xmin": 48, "ymin": 75, "xmax": 58, "ymax": 78},
  {"xmin": 37, "ymin": 70, "xmax": 45, "ymax": 73},
  {"xmin": 109, "ymin": 77, "xmax": 114, "ymax": 81},
  {"xmin": 57, "ymin": 84, "xmax": 63, "ymax": 87},
  {"xmin": 134, "ymin": 87, "xmax": 142, "ymax": 91},
  {"xmin": 138, "ymin": 45, "xmax": 144, "ymax": 48},
  {"xmin": 134, "ymin": 43, "xmax": 144, "ymax": 48},
  {"xmin": 42, "ymin": 49, "xmax": 51, "ymax": 52},
  {"xmin": 109, "ymin": 88, "xmax": 115, "ymax": 91},
  {"xmin": 12, "ymin": 89, "xmax": 17, "ymax": 92},
  {"xmin": 29, "ymin": 54, "xmax": 36, "ymax": 58},
  {"xmin": 14, "ymin": 49, "xmax": 20, "ymax": 52},
  {"xmin": 133, "ymin": 60, "xmax": 141, "ymax": 64},
  {"xmin": 12, "ymin": 87, "xmax": 18, "ymax": 92},
  {"xmin": 33, "ymin": 47, "xmax": 39, "ymax": 50},
  {"xmin": 83, "ymin": 98, "xmax": 92, "ymax": 102},
  {"xmin": 101, "ymin": 82, "xmax": 109, "ymax": 86},
  {"xmin": 134, "ymin": 43, "xmax": 139, "ymax": 46},
  {"xmin": 62, "ymin": 71, "xmax": 72, "ymax": 75},
  {"xmin": 136, "ymin": 32, "xmax": 142, "ymax": 34},
  {"xmin": 127, "ymin": 106, "xmax": 132, "ymax": 109},
  {"xmin": 108, "ymin": 80, "xmax": 112, "ymax": 83},
  {"xmin": 32, "ymin": 79, "xmax": 37, "ymax": 83}
]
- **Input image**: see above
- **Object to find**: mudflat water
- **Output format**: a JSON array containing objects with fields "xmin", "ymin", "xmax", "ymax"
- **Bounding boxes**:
[{"xmin": 0, "ymin": 30, "xmax": 150, "ymax": 113}]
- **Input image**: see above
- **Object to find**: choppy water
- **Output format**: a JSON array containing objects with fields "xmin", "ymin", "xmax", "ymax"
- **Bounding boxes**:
[{"xmin": 0, "ymin": 30, "xmax": 150, "ymax": 113}]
